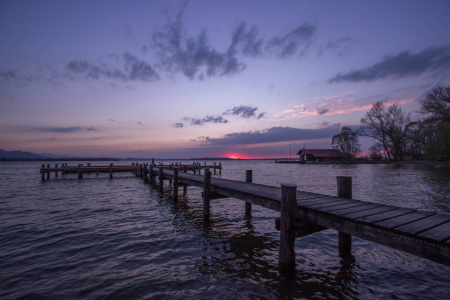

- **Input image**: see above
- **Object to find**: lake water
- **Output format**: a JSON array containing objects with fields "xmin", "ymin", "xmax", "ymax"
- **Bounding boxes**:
[{"xmin": 1, "ymin": 160, "xmax": 450, "ymax": 299}]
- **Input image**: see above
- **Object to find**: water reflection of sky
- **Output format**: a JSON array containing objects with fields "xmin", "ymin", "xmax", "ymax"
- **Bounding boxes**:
[{"xmin": 1, "ymin": 161, "xmax": 450, "ymax": 299}]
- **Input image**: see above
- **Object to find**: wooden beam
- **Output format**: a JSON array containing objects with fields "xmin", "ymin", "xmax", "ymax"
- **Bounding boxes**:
[
  {"xmin": 159, "ymin": 167, "xmax": 164, "ymax": 192},
  {"xmin": 337, "ymin": 176, "xmax": 352, "ymax": 256},
  {"xmin": 203, "ymin": 171, "xmax": 212, "ymax": 224},
  {"xmin": 173, "ymin": 168, "xmax": 178, "ymax": 201},
  {"xmin": 279, "ymin": 183, "xmax": 297, "ymax": 277},
  {"xmin": 245, "ymin": 170, "xmax": 252, "ymax": 217},
  {"xmin": 275, "ymin": 217, "xmax": 328, "ymax": 238}
]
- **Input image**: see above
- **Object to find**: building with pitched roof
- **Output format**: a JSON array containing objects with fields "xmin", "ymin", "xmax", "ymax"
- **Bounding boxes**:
[{"xmin": 296, "ymin": 149, "xmax": 353, "ymax": 163}]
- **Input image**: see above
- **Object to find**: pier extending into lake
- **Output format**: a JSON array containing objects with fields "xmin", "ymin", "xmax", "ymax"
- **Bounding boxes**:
[
  {"xmin": 147, "ymin": 164, "xmax": 450, "ymax": 274},
  {"xmin": 39, "ymin": 160, "xmax": 450, "ymax": 275},
  {"xmin": 39, "ymin": 160, "xmax": 222, "ymax": 180}
]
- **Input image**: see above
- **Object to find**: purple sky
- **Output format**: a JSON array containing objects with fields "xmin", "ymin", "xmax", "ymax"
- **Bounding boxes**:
[{"xmin": 1, "ymin": 0, "xmax": 450, "ymax": 158}]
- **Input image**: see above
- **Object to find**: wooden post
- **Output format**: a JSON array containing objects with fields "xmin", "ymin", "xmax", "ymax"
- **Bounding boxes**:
[
  {"xmin": 214, "ymin": 162, "xmax": 216, "ymax": 174},
  {"xmin": 78, "ymin": 164, "xmax": 83, "ymax": 179},
  {"xmin": 203, "ymin": 171, "xmax": 212, "ymax": 224},
  {"xmin": 173, "ymin": 168, "xmax": 179, "ymax": 201},
  {"xmin": 169, "ymin": 165, "xmax": 173, "ymax": 185},
  {"xmin": 159, "ymin": 167, "xmax": 164, "ymax": 192},
  {"xmin": 55, "ymin": 164, "xmax": 58, "ymax": 178},
  {"xmin": 149, "ymin": 165, "xmax": 154, "ymax": 185},
  {"xmin": 245, "ymin": 170, "xmax": 252, "ymax": 217},
  {"xmin": 279, "ymin": 183, "xmax": 297, "ymax": 277},
  {"xmin": 109, "ymin": 163, "xmax": 113, "ymax": 179},
  {"xmin": 143, "ymin": 164, "xmax": 149, "ymax": 183},
  {"xmin": 41, "ymin": 164, "xmax": 45, "ymax": 181},
  {"xmin": 337, "ymin": 176, "xmax": 352, "ymax": 256},
  {"xmin": 183, "ymin": 166, "xmax": 187, "ymax": 173},
  {"xmin": 219, "ymin": 162, "xmax": 222, "ymax": 175},
  {"xmin": 152, "ymin": 158, "xmax": 155, "ymax": 165},
  {"xmin": 46, "ymin": 164, "xmax": 50, "ymax": 179}
]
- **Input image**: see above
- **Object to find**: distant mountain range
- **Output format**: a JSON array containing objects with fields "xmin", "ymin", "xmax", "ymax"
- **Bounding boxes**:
[
  {"xmin": 0, "ymin": 149, "xmax": 48, "ymax": 159},
  {"xmin": 0, "ymin": 149, "xmax": 283, "ymax": 161},
  {"xmin": 0, "ymin": 149, "xmax": 116, "ymax": 161}
]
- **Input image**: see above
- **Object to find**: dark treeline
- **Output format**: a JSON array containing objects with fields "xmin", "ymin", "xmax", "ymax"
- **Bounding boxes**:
[{"xmin": 332, "ymin": 86, "xmax": 450, "ymax": 162}]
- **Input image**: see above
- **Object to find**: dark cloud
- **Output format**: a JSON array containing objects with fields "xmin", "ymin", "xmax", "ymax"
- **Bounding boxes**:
[
  {"xmin": 228, "ymin": 22, "xmax": 264, "ymax": 58},
  {"xmin": 38, "ymin": 126, "xmax": 99, "ymax": 133},
  {"xmin": 174, "ymin": 122, "xmax": 184, "ymax": 128},
  {"xmin": 316, "ymin": 108, "xmax": 329, "ymax": 115},
  {"xmin": 151, "ymin": 5, "xmax": 319, "ymax": 80},
  {"xmin": 203, "ymin": 125, "xmax": 341, "ymax": 146},
  {"xmin": 152, "ymin": 3, "xmax": 245, "ymax": 80},
  {"xmin": 39, "ymin": 126, "xmax": 83, "ymax": 133},
  {"xmin": 329, "ymin": 46, "xmax": 450, "ymax": 83},
  {"xmin": 317, "ymin": 37, "xmax": 356, "ymax": 57},
  {"xmin": 0, "ymin": 69, "xmax": 41, "ymax": 87},
  {"xmin": 223, "ymin": 105, "xmax": 265, "ymax": 119},
  {"xmin": 66, "ymin": 52, "xmax": 159, "ymax": 83},
  {"xmin": 267, "ymin": 23, "xmax": 316, "ymax": 58},
  {"xmin": 183, "ymin": 115, "xmax": 229, "ymax": 126}
]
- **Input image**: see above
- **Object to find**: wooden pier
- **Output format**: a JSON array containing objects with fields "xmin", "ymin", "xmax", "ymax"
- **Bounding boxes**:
[
  {"xmin": 145, "ymin": 166, "xmax": 450, "ymax": 274},
  {"xmin": 39, "ymin": 161, "xmax": 222, "ymax": 181},
  {"xmin": 39, "ymin": 160, "xmax": 450, "ymax": 275},
  {"xmin": 274, "ymin": 159, "xmax": 299, "ymax": 163}
]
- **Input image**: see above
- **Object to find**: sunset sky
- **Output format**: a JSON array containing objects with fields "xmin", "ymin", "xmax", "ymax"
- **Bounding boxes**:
[{"xmin": 1, "ymin": 0, "xmax": 450, "ymax": 159}]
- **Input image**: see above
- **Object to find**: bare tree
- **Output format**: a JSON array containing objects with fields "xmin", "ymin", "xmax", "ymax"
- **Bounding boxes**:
[
  {"xmin": 369, "ymin": 142, "xmax": 384, "ymax": 161},
  {"xmin": 359, "ymin": 101, "xmax": 392, "ymax": 160},
  {"xmin": 418, "ymin": 86, "xmax": 450, "ymax": 125},
  {"xmin": 360, "ymin": 101, "xmax": 410, "ymax": 160},
  {"xmin": 385, "ymin": 104, "xmax": 411, "ymax": 160},
  {"xmin": 331, "ymin": 126, "xmax": 361, "ymax": 156}
]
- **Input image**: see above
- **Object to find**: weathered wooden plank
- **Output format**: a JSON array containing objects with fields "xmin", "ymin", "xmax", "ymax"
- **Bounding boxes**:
[
  {"xmin": 332, "ymin": 203, "xmax": 385, "ymax": 216},
  {"xmin": 342, "ymin": 205, "xmax": 399, "ymax": 220},
  {"xmin": 356, "ymin": 208, "xmax": 416, "ymax": 224},
  {"xmin": 394, "ymin": 214, "xmax": 450, "ymax": 235},
  {"xmin": 296, "ymin": 194, "xmax": 335, "ymax": 202},
  {"xmin": 320, "ymin": 201, "xmax": 371, "ymax": 213},
  {"xmin": 297, "ymin": 196, "xmax": 348, "ymax": 205},
  {"xmin": 294, "ymin": 204, "xmax": 450, "ymax": 266},
  {"xmin": 418, "ymin": 221, "xmax": 450, "ymax": 243},
  {"xmin": 374, "ymin": 211, "xmax": 436, "ymax": 229},
  {"xmin": 303, "ymin": 199, "xmax": 357, "ymax": 210}
]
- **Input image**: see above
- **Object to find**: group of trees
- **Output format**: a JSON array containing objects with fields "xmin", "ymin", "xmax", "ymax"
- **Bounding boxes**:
[{"xmin": 331, "ymin": 86, "xmax": 450, "ymax": 162}]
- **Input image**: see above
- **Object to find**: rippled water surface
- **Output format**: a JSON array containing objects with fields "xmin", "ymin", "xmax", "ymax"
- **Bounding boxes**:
[{"xmin": 1, "ymin": 160, "xmax": 450, "ymax": 299}]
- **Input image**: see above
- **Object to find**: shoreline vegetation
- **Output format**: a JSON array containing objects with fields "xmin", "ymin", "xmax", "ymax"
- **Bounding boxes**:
[{"xmin": 1, "ymin": 157, "xmax": 447, "ymax": 166}]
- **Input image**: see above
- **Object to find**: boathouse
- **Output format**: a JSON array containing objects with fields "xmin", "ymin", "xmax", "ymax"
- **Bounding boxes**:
[{"xmin": 297, "ymin": 149, "xmax": 353, "ymax": 163}]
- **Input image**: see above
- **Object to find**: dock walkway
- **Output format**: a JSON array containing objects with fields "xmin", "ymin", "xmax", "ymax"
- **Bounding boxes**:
[
  {"xmin": 39, "ymin": 161, "xmax": 450, "ymax": 274},
  {"xmin": 152, "ymin": 167, "xmax": 450, "ymax": 269}
]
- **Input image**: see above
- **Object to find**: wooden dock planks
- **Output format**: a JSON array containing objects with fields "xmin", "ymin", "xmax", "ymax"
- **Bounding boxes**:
[{"xmin": 154, "ymin": 168, "xmax": 450, "ymax": 266}]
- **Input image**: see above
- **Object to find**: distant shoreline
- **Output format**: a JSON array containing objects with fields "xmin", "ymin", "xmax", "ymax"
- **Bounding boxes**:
[{"xmin": 391, "ymin": 160, "xmax": 447, "ymax": 166}]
